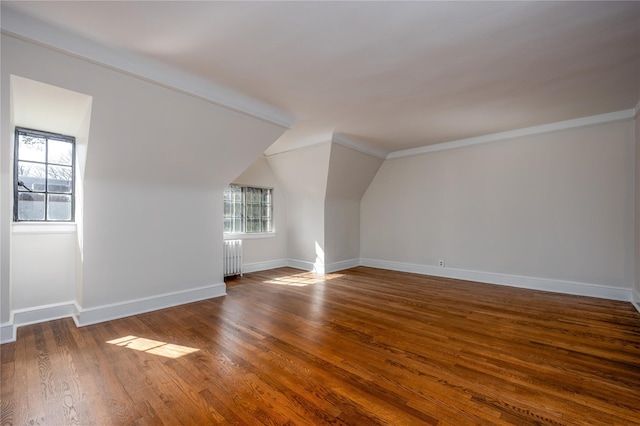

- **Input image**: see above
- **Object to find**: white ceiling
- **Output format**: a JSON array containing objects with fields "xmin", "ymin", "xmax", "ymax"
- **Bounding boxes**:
[{"xmin": 2, "ymin": 1, "xmax": 639, "ymax": 157}]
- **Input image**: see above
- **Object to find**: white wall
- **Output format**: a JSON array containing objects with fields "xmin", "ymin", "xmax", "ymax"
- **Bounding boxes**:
[
  {"xmin": 635, "ymin": 110, "xmax": 640, "ymax": 307},
  {"xmin": 230, "ymin": 157, "xmax": 288, "ymax": 271},
  {"xmin": 362, "ymin": 119, "xmax": 636, "ymax": 293},
  {"xmin": 0, "ymin": 56, "xmax": 11, "ymax": 326},
  {"xmin": 267, "ymin": 142, "xmax": 331, "ymax": 270},
  {"xmin": 1, "ymin": 34, "xmax": 286, "ymax": 336},
  {"xmin": 11, "ymin": 231, "xmax": 76, "ymax": 309},
  {"xmin": 8, "ymin": 76, "xmax": 93, "ymax": 324},
  {"xmin": 324, "ymin": 143, "xmax": 383, "ymax": 265},
  {"xmin": 266, "ymin": 141, "xmax": 382, "ymax": 272}
]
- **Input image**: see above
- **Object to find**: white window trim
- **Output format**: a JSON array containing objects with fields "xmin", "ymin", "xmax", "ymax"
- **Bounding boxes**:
[
  {"xmin": 224, "ymin": 184, "xmax": 274, "ymax": 234},
  {"xmin": 224, "ymin": 232, "xmax": 276, "ymax": 240},
  {"xmin": 12, "ymin": 222, "xmax": 77, "ymax": 234}
]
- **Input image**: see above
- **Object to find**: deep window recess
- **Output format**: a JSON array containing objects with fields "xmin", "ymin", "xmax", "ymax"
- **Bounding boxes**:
[
  {"xmin": 224, "ymin": 185, "xmax": 273, "ymax": 234},
  {"xmin": 14, "ymin": 127, "xmax": 75, "ymax": 222}
]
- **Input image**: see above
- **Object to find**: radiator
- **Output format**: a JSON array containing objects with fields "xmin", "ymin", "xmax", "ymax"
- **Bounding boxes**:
[{"xmin": 223, "ymin": 239, "xmax": 243, "ymax": 277}]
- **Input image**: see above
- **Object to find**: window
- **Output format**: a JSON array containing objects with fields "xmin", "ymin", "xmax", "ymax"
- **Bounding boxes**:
[
  {"xmin": 224, "ymin": 185, "xmax": 273, "ymax": 234},
  {"xmin": 14, "ymin": 127, "xmax": 75, "ymax": 222}
]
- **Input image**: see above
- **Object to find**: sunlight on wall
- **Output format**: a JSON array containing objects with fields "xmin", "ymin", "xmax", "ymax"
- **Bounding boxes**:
[
  {"xmin": 107, "ymin": 335, "xmax": 199, "ymax": 358},
  {"xmin": 314, "ymin": 241, "xmax": 325, "ymax": 273}
]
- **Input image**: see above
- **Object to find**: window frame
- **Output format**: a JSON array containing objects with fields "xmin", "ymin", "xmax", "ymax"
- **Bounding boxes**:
[
  {"xmin": 13, "ymin": 127, "xmax": 76, "ymax": 222},
  {"xmin": 224, "ymin": 184, "xmax": 274, "ymax": 236}
]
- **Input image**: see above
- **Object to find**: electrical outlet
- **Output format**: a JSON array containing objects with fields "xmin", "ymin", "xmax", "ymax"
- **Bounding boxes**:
[{"xmin": 438, "ymin": 260, "xmax": 445, "ymax": 268}]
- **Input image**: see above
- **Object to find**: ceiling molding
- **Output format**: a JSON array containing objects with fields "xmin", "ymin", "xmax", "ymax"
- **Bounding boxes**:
[
  {"xmin": 0, "ymin": 6, "xmax": 295, "ymax": 130},
  {"xmin": 386, "ymin": 109, "xmax": 636, "ymax": 160},
  {"xmin": 265, "ymin": 131, "xmax": 388, "ymax": 159},
  {"xmin": 332, "ymin": 134, "xmax": 387, "ymax": 159},
  {"xmin": 264, "ymin": 138, "xmax": 332, "ymax": 158}
]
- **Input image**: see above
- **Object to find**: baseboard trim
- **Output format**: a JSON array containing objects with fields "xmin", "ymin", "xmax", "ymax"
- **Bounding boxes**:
[
  {"xmin": 0, "ymin": 283, "xmax": 227, "ymax": 344},
  {"xmin": 1, "ymin": 322, "xmax": 15, "ymax": 344},
  {"xmin": 1, "ymin": 301, "xmax": 76, "ymax": 344},
  {"xmin": 360, "ymin": 258, "xmax": 632, "ymax": 302},
  {"xmin": 632, "ymin": 290, "xmax": 640, "ymax": 314},
  {"xmin": 286, "ymin": 258, "xmax": 322, "ymax": 273},
  {"xmin": 76, "ymin": 282, "xmax": 227, "ymax": 327},
  {"xmin": 282, "ymin": 258, "xmax": 360, "ymax": 274},
  {"xmin": 243, "ymin": 259, "xmax": 288, "ymax": 274},
  {"xmin": 4, "ymin": 261, "xmax": 635, "ymax": 343},
  {"xmin": 325, "ymin": 258, "xmax": 361, "ymax": 273}
]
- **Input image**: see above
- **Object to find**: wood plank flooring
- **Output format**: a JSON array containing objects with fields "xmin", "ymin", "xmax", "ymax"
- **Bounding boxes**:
[{"xmin": 2, "ymin": 266, "xmax": 640, "ymax": 425}]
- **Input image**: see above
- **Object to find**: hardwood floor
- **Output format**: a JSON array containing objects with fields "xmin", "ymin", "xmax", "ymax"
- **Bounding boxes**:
[{"xmin": 2, "ymin": 266, "xmax": 640, "ymax": 425}]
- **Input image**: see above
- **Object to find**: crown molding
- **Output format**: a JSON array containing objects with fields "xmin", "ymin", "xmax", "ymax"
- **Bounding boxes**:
[
  {"xmin": 332, "ymin": 134, "xmax": 388, "ymax": 159},
  {"xmin": 387, "ymin": 109, "xmax": 636, "ymax": 160},
  {"xmin": 0, "ymin": 6, "xmax": 295, "ymax": 129},
  {"xmin": 265, "ymin": 132, "xmax": 387, "ymax": 159}
]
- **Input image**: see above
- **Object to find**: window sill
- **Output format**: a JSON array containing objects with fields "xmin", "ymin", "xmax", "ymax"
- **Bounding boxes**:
[
  {"xmin": 224, "ymin": 232, "xmax": 276, "ymax": 240},
  {"xmin": 12, "ymin": 222, "xmax": 77, "ymax": 235}
]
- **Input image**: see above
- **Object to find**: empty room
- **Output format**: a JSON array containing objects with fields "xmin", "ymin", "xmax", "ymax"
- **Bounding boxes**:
[{"xmin": 1, "ymin": 1, "xmax": 639, "ymax": 425}]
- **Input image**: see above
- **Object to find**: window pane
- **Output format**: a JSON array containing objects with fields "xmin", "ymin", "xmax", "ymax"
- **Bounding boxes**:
[
  {"xmin": 47, "ymin": 165, "xmax": 73, "ymax": 193},
  {"xmin": 233, "ymin": 216, "xmax": 244, "ymax": 233},
  {"xmin": 262, "ymin": 205, "xmax": 271, "ymax": 219},
  {"xmin": 14, "ymin": 129, "xmax": 75, "ymax": 222},
  {"xmin": 17, "ymin": 161, "xmax": 46, "ymax": 191},
  {"xmin": 245, "ymin": 203, "xmax": 256, "ymax": 218},
  {"xmin": 17, "ymin": 192, "xmax": 45, "ymax": 220},
  {"xmin": 223, "ymin": 185, "xmax": 273, "ymax": 234},
  {"xmin": 48, "ymin": 139, "xmax": 73, "ymax": 165},
  {"xmin": 47, "ymin": 194, "xmax": 72, "ymax": 220},
  {"xmin": 18, "ymin": 134, "xmax": 46, "ymax": 162},
  {"xmin": 247, "ymin": 219, "xmax": 260, "ymax": 233}
]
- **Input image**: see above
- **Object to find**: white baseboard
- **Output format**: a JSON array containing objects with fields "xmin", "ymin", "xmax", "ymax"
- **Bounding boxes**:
[
  {"xmin": 632, "ymin": 290, "xmax": 640, "ymax": 314},
  {"xmin": 325, "ymin": 258, "xmax": 360, "ymax": 273},
  {"xmin": 0, "ymin": 283, "xmax": 227, "ymax": 344},
  {"xmin": 360, "ymin": 258, "xmax": 633, "ymax": 302},
  {"xmin": 1, "ymin": 322, "xmax": 15, "ymax": 344},
  {"xmin": 1, "ymin": 301, "xmax": 76, "ymax": 344},
  {"xmin": 4, "ymin": 261, "xmax": 635, "ymax": 344},
  {"xmin": 282, "ymin": 258, "xmax": 360, "ymax": 274},
  {"xmin": 286, "ymin": 258, "xmax": 320, "ymax": 272},
  {"xmin": 76, "ymin": 282, "xmax": 227, "ymax": 326},
  {"xmin": 243, "ymin": 259, "xmax": 288, "ymax": 274}
]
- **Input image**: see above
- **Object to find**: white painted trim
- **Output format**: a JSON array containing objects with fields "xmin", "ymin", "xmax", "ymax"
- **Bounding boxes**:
[
  {"xmin": 333, "ymin": 134, "xmax": 387, "ymax": 159},
  {"xmin": 243, "ymin": 259, "xmax": 288, "ymax": 274},
  {"xmin": 287, "ymin": 259, "xmax": 324, "ymax": 274},
  {"xmin": 1, "ymin": 322, "xmax": 15, "ymax": 344},
  {"xmin": 632, "ymin": 290, "xmax": 640, "ymax": 315},
  {"xmin": 12, "ymin": 300, "xmax": 76, "ymax": 325},
  {"xmin": 387, "ymin": 109, "xmax": 636, "ymax": 160},
  {"xmin": 248, "ymin": 258, "xmax": 360, "ymax": 274},
  {"xmin": 76, "ymin": 283, "xmax": 226, "ymax": 326},
  {"xmin": 266, "ymin": 136, "xmax": 387, "ymax": 160},
  {"xmin": 325, "ymin": 258, "xmax": 361, "ymax": 273},
  {"xmin": 1, "ymin": 8, "xmax": 294, "ymax": 129},
  {"xmin": 224, "ymin": 232, "xmax": 276, "ymax": 240},
  {"xmin": 0, "ymin": 284, "xmax": 227, "ymax": 343},
  {"xmin": 360, "ymin": 258, "xmax": 632, "ymax": 302},
  {"xmin": 0, "ymin": 301, "xmax": 76, "ymax": 344},
  {"xmin": 12, "ymin": 222, "xmax": 77, "ymax": 234}
]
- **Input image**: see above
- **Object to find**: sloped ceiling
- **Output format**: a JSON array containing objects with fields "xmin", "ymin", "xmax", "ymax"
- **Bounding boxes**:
[{"xmin": 2, "ymin": 1, "xmax": 639, "ymax": 157}]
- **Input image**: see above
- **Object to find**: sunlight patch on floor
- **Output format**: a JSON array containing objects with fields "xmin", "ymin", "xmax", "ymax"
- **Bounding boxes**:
[
  {"xmin": 107, "ymin": 335, "xmax": 199, "ymax": 358},
  {"xmin": 264, "ymin": 272, "xmax": 343, "ymax": 287}
]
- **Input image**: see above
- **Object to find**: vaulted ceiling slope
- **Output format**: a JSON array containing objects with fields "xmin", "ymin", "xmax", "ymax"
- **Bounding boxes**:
[{"xmin": 2, "ymin": 1, "xmax": 639, "ymax": 157}]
